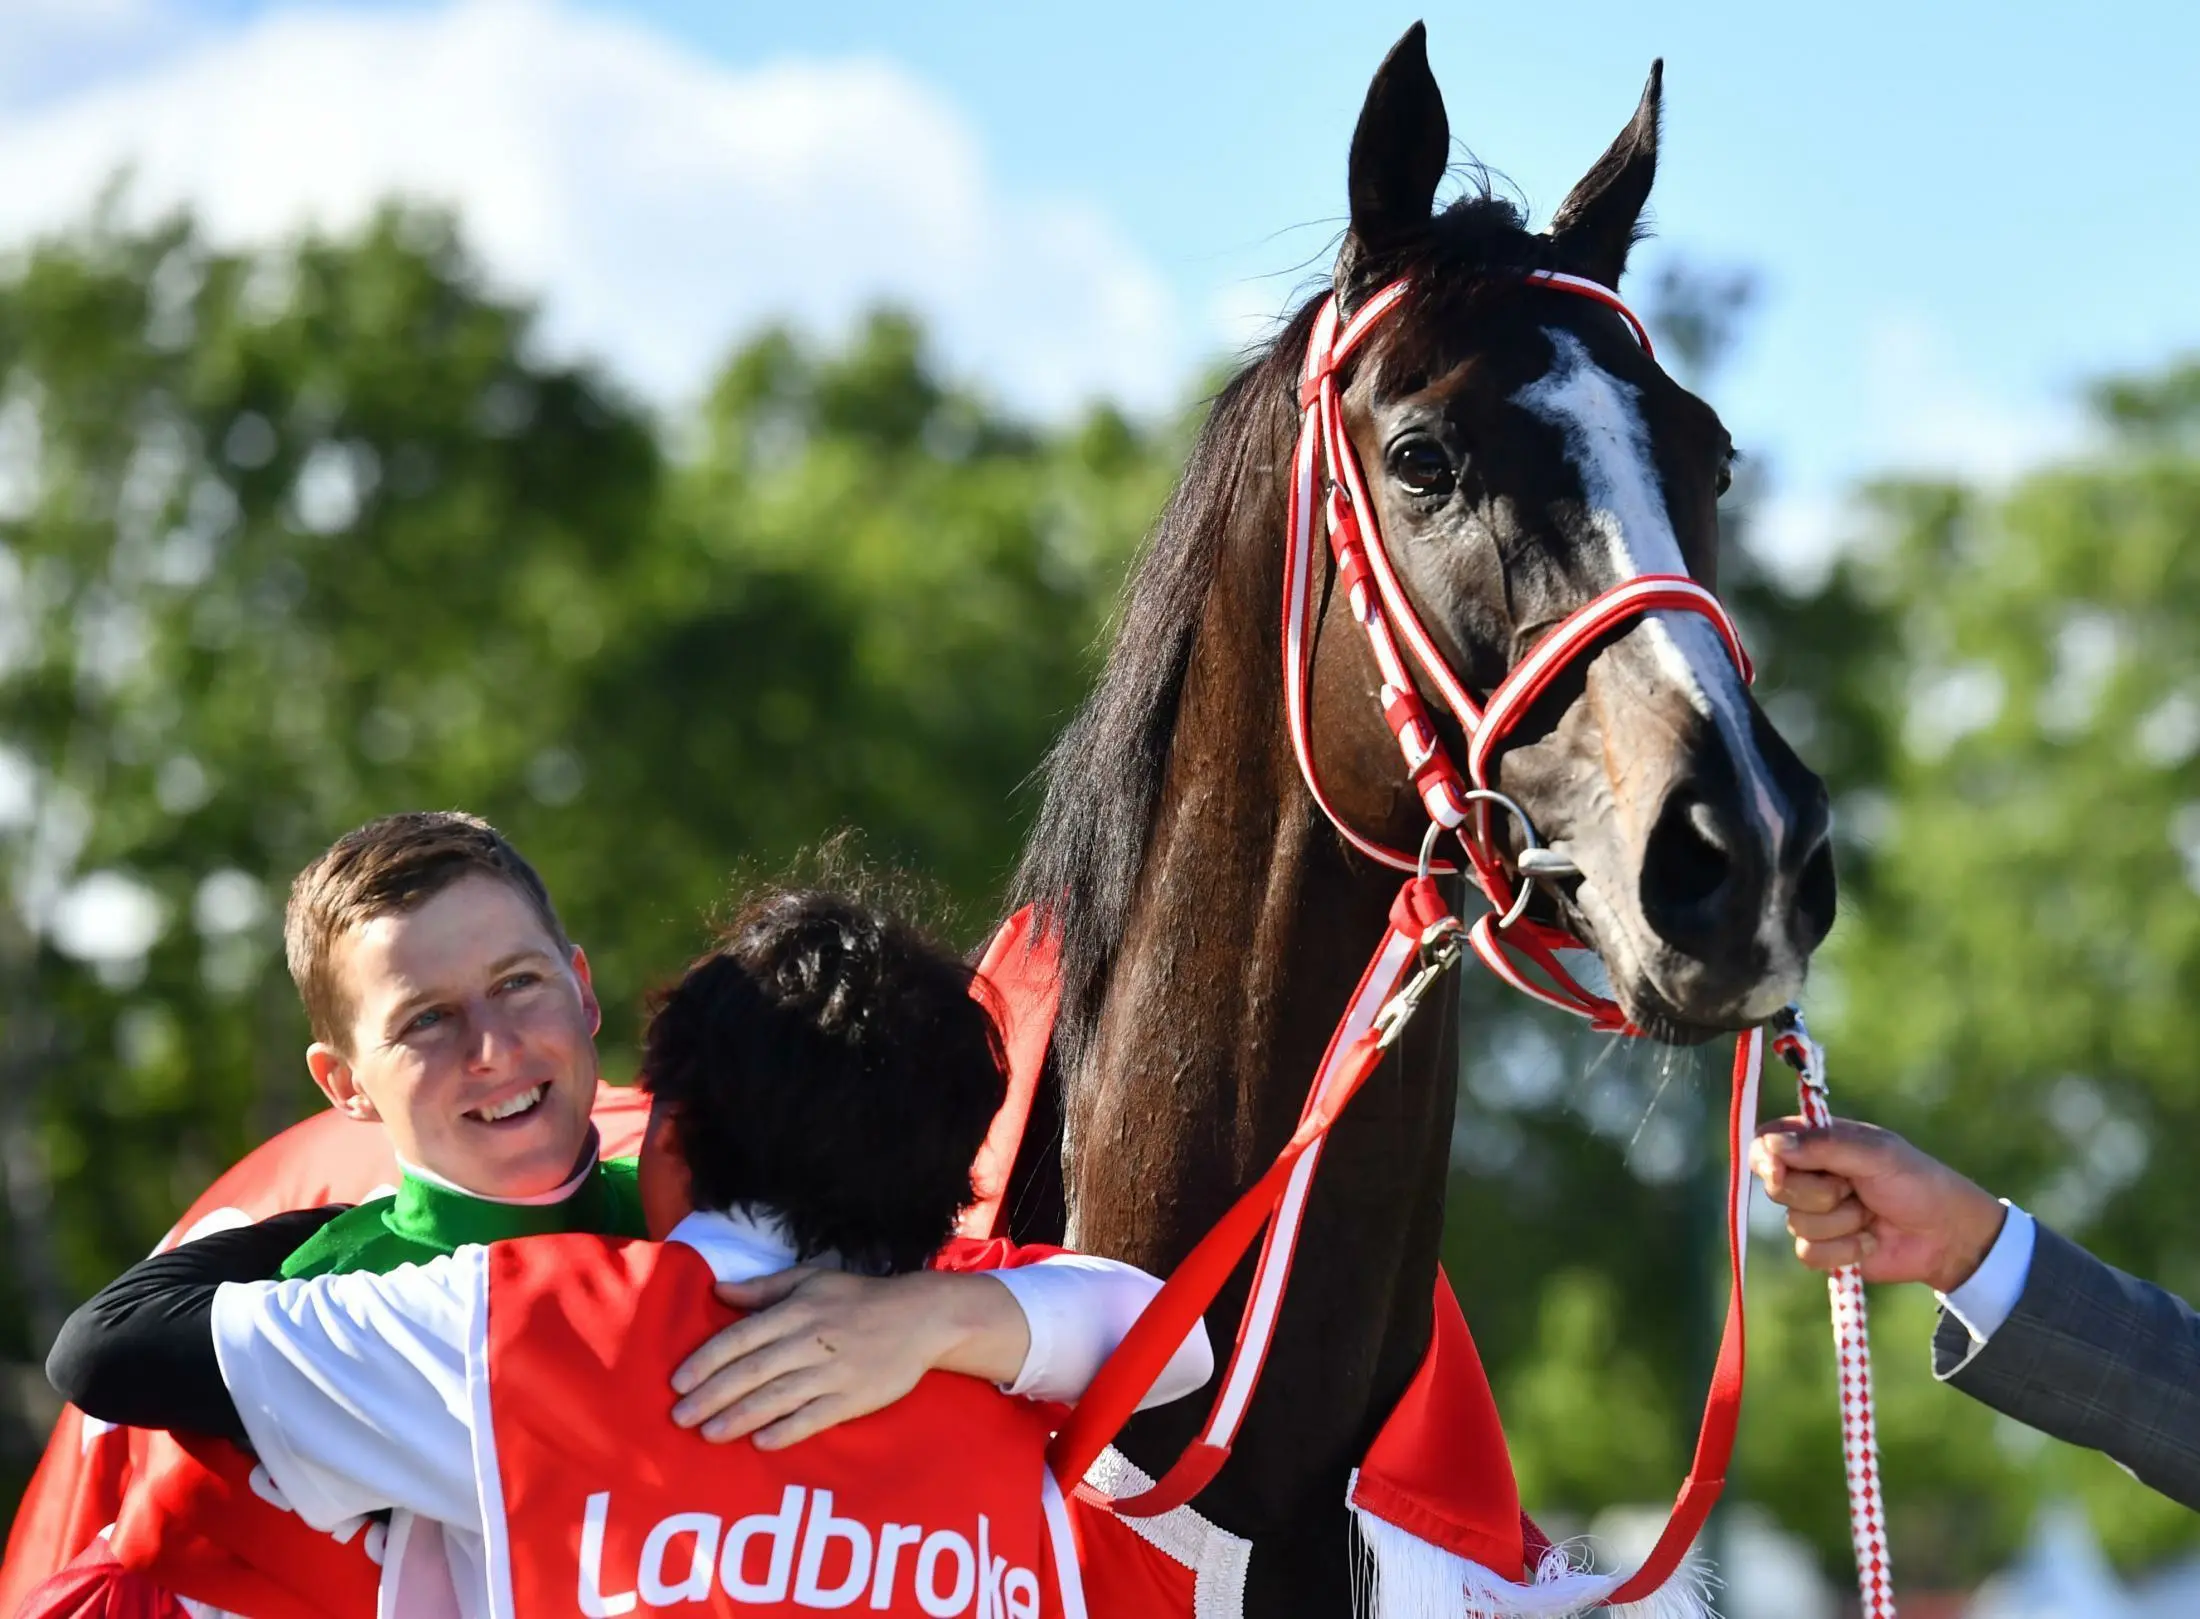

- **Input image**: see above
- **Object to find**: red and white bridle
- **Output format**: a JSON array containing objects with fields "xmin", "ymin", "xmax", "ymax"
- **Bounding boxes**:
[
  {"xmin": 1281, "ymin": 269, "xmax": 1751, "ymax": 1032},
  {"xmin": 1279, "ymin": 271, "xmax": 1894, "ymax": 1614}
]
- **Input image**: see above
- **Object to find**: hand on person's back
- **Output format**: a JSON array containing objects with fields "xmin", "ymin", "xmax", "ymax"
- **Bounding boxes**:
[
  {"xmin": 1750, "ymin": 1117, "xmax": 2009, "ymax": 1293},
  {"xmin": 667, "ymin": 1267, "xmax": 1031, "ymax": 1449}
]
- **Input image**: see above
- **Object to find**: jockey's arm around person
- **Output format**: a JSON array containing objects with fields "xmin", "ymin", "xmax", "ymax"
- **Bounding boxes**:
[{"xmin": 51, "ymin": 885, "xmax": 1213, "ymax": 1619}]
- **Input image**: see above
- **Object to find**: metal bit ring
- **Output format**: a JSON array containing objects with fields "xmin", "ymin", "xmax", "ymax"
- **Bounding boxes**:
[{"xmin": 1455, "ymin": 787, "xmax": 1551, "ymax": 930}]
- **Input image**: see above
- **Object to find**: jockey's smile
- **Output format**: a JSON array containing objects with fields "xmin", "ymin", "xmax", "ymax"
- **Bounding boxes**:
[{"xmin": 304, "ymin": 872, "xmax": 604, "ymax": 1199}]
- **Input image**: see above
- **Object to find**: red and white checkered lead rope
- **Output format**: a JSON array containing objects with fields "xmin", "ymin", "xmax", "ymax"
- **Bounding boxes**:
[{"xmin": 1773, "ymin": 1011, "xmax": 1897, "ymax": 1619}]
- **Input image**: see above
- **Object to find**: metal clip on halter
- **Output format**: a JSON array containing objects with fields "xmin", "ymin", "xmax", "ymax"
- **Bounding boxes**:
[
  {"xmin": 1770, "ymin": 1003, "xmax": 1830, "ymax": 1098},
  {"xmin": 1372, "ymin": 917, "xmax": 1466, "ymax": 1050}
]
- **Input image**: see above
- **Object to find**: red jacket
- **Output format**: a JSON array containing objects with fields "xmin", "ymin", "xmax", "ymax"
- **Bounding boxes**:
[{"xmin": 0, "ymin": 1085, "xmax": 652, "ymax": 1619}]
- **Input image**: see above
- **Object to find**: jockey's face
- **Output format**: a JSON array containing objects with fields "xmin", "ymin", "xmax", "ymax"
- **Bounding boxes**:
[{"xmin": 306, "ymin": 873, "xmax": 602, "ymax": 1198}]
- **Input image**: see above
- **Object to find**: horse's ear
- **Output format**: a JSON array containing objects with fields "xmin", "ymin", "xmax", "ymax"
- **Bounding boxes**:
[
  {"xmin": 1340, "ymin": 22, "xmax": 1448, "ymax": 290},
  {"xmin": 1548, "ymin": 61, "xmax": 1662, "ymax": 289}
]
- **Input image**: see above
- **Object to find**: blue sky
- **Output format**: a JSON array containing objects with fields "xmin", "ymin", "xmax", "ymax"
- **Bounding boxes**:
[
  {"xmin": 2, "ymin": 0, "xmax": 2194, "ymax": 576},
  {"xmin": 635, "ymin": 0, "xmax": 2200, "ymax": 572}
]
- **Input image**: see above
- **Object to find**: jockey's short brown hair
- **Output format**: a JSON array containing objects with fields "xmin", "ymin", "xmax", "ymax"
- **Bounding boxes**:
[{"xmin": 285, "ymin": 811, "xmax": 569, "ymax": 1051}]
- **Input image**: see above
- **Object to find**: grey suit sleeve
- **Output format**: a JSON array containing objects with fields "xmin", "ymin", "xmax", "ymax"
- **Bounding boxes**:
[{"xmin": 1934, "ymin": 1221, "xmax": 2200, "ymax": 1509}]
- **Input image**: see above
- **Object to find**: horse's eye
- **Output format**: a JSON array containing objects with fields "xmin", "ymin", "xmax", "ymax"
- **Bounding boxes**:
[
  {"xmin": 1387, "ymin": 437, "xmax": 1454, "ymax": 498},
  {"xmin": 1715, "ymin": 452, "xmax": 1736, "ymax": 499}
]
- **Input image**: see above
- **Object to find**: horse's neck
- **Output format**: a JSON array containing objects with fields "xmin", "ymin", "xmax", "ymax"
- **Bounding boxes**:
[{"xmin": 1062, "ymin": 544, "xmax": 1461, "ymax": 1543}]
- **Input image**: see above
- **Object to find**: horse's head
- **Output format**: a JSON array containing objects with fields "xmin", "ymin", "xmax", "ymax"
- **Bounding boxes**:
[{"xmin": 1306, "ymin": 26, "xmax": 1834, "ymax": 1039}]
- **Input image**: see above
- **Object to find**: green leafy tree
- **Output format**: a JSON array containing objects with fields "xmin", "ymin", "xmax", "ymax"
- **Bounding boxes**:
[
  {"xmin": 0, "ymin": 205, "xmax": 663, "ymax": 1501},
  {"xmin": 1732, "ymin": 361, "xmax": 2200, "ymax": 1583},
  {"xmin": 539, "ymin": 311, "xmax": 1181, "ymax": 1056}
]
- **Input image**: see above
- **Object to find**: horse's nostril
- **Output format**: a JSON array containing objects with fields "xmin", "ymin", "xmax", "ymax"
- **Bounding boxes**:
[{"xmin": 1641, "ymin": 789, "xmax": 1732, "ymax": 926}]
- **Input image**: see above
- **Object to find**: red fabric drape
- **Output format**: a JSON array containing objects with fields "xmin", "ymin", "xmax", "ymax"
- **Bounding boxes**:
[{"xmin": 0, "ymin": 1083, "xmax": 651, "ymax": 1615}]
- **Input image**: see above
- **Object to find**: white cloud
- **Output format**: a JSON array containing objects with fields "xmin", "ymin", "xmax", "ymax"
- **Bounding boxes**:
[
  {"xmin": 0, "ymin": 0, "xmax": 1181, "ymax": 416},
  {"xmin": 1207, "ymin": 267, "xmax": 1318, "ymax": 361},
  {"xmin": 1748, "ymin": 486, "xmax": 1854, "ymax": 594},
  {"xmin": 1855, "ymin": 314, "xmax": 2089, "ymax": 485},
  {"xmin": 1743, "ymin": 314, "xmax": 2094, "ymax": 592}
]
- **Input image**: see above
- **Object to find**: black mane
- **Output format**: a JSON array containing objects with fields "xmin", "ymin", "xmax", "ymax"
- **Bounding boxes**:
[{"xmin": 1010, "ymin": 191, "xmax": 1538, "ymax": 1076}]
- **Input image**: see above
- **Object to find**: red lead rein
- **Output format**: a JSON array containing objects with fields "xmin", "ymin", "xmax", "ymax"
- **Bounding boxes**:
[
  {"xmin": 1049, "ymin": 886, "xmax": 1763, "ymax": 1605},
  {"xmin": 1050, "ymin": 959, "xmax": 1899, "ymax": 1613}
]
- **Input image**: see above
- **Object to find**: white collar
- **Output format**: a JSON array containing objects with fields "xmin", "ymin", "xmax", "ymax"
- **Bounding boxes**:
[
  {"xmin": 395, "ymin": 1127, "xmax": 602, "ymax": 1207},
  {"xmin": 666, "ymin": 1206, "xmax": 841, "ymax": 1284}
]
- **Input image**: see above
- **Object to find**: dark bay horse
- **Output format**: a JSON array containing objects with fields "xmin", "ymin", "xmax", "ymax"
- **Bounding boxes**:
[{"xmin": 1005, "ymin": 23, "xmax": 1835, "ymax": 1619}]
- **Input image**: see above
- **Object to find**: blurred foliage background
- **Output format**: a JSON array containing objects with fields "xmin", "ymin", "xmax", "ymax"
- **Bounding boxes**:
[{"xmin": 1, "ymin": 204, "xmax": 2196, "ymax": 1593}]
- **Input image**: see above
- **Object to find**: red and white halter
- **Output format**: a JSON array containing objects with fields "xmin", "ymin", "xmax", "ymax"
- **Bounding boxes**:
[
  {"xmin": 1282, "ymin": 270, "xmax": 1751, "ymax": 1032},
  {"xmin": 1055, "ymin": 272, "xmax": 1896, "ymax": 1619}
]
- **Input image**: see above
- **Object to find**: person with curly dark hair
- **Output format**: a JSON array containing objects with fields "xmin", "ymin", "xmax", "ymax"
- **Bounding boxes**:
[
  {"xmin": 638, "ymin": 885, "xmax": 1206, "ymax": 1451},
  {"xmin": 50, "ymin": 884, "xmax": 1213, "ymax": 1619},
  {"xmin": 640, "ymin": 885, "xmax": 1017, "ymax": 1278}
]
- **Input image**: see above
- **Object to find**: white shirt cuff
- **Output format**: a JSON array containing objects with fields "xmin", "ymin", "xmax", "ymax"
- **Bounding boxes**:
[
  {"xmin": 986, "ymin": 1255, "xmax": 1212, "ymax": 1408},
  {"xmin": 1936, "ymin": 1202, "xmax": 2036, "ymax": 1345}
]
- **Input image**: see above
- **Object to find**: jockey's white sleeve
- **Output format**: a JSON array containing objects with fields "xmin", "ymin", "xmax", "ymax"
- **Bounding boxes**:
[
  {"xmin": 210, "ymin": 1247, "xmax": 490, "ymax": 1536},
  {"xmin": 209, "ymin": 1232, "xmax": 1213, "ymax": 1528},
  {"xmin": 990, "ymin": 1254, "xmax": 1214, "ymax": 1408}
]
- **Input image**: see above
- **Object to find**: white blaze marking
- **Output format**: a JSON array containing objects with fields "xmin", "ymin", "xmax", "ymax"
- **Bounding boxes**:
[{"xmin": 1512, "ymin": 331, "xmax": 1789, "ymax": 860}]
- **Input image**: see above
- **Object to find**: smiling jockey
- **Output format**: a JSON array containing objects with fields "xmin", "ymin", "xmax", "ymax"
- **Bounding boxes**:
[
  {"xmin": 10, "ymin": 811, "xmax": 663, "ymax": 1619},
  {"xmin": 47, "ymin": 882, "xmax": 1212, "ymax": 1619}
]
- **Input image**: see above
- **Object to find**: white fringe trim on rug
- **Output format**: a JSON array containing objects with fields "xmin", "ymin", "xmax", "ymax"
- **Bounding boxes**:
[
  {"xmin": 1348, "ymin": 1475, "xmax": 1717, "ymax": 1619},
  {"xmin": 1083, "ymin": 1445, "xmax": 1252, "ymax": 1619}
]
